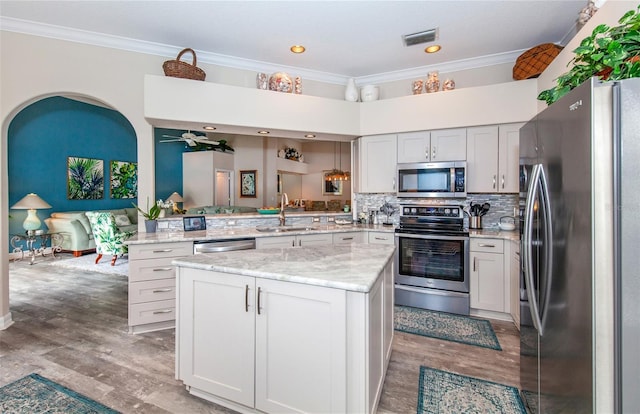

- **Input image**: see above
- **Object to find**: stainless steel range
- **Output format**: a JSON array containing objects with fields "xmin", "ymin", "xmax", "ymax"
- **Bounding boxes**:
[{"xmin": 394, "ymin": 204, "xmax": 470, "ymax": 315}]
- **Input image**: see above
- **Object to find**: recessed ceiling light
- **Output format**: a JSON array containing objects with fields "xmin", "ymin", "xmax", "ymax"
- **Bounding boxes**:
[
  {"xmin": 203, "ymin": 126, "xmax": 216, "ymax": 130},
  {"xmin": 304, "ymin": 134, "xmax": 316, "ymax": 138},
  {"xmin": 290, "ymin": 45, "xmax": 306, "ymax": 54},
  {"xmin": 258, "ymin": 130, "xmax": 270, "ymax": 135},
  {"xmin": 425, "ymin": 45, "xmax": 441, "ymax": 53}
]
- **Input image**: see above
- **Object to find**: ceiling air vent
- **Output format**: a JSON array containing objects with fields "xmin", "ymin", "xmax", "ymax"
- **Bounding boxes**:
[{"xmin": 402, "ymin": 28, "xmax": 439, "ymax": 47}]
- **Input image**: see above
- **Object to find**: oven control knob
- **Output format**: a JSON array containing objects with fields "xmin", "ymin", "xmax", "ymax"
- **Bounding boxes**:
[
  {"xmin": 411, "ymin": 208, "xmax": 417, "ymax": 214},
  {"xmin": 452, "ymin": 208, "xmax": 458, "ymax": 215},
  {"xmin": 444, "ymin": 208, "xmax": 450, "ymax": 215}
]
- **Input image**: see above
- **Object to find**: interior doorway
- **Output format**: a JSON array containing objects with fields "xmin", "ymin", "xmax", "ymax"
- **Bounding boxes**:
[{"xmin": 215, "ymin": 169, "xmax": 234, "ymax": 206}]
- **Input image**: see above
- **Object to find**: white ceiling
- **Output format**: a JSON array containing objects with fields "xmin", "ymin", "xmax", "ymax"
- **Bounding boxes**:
[{"xmin": 0, "ymin": 0, "xmax": 590, "ymax": 84}]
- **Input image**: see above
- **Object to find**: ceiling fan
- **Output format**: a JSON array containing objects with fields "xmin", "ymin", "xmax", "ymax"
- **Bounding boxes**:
[{"xmin": 160, "ymin": 131, "xmax": 219, "ymax": 147}]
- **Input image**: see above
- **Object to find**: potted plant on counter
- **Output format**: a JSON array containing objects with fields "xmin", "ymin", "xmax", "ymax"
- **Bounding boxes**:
[{"xmin": 133, "ymin": 198, "xmax": 162, "ymax": 233}]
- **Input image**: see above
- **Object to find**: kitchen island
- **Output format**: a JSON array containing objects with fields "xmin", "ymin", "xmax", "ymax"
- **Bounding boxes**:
[{"xmin": 173, "ymin": 244, "xmax": 395, "ymax": 414}]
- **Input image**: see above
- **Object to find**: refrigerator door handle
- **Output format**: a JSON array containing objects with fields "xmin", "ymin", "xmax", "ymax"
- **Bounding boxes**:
[
  {"xmin": 538, "ymin": 165, "xmax": 554, "ymax": 333},
  {"xmin": 523, "ymin": 163, "xmax": 544, "ymax": 335}
]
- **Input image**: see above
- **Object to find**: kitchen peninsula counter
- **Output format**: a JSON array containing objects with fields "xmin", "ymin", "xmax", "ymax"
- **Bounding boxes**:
[{"xmin": 174, "ymin": 244, "xmax": 395, "ymax": 414}]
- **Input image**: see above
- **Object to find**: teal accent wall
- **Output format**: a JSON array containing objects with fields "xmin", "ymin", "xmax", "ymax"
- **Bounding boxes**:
[
  {"xmin": 154, "ymin": 128, "xmax": 188, "ymax": 201},
  {"xmin": 7, "ymin": 96, "xmax": 137, "ymax": 249}
]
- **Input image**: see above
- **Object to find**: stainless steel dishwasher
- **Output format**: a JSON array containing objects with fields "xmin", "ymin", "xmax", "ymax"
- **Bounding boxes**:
[{"xmin": 193, "ymin": 238, "xmax": 256, "ymax": 254}]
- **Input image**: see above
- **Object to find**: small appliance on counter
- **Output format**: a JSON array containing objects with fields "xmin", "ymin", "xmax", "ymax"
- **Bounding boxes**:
[{"xmin": 498, "ymin": 216, "xmax": 516, "ymax": 231}]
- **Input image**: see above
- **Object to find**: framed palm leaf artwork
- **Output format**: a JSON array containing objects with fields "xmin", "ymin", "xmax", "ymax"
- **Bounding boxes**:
[
  {"xmin": 110, "ymin": 160, "xmax": 138, "ymax": 199},
  {"xmin": 67, "ymin": 156, "xmax": 104, "ymax": 200}
]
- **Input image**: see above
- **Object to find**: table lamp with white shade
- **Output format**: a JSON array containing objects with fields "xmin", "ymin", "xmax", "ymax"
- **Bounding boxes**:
[
  {"xmin": 167, "ymin": 192, "xmax": 184, "ymax": 213},
  {"xmin": 11, "ymin": 193, "xmax": 52, "ymax": 233}
]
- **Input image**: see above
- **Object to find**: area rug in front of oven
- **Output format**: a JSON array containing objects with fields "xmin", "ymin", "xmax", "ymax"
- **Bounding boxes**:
[
  {"xmin": 0, "ymin": 373, "xmax": 120, "ymax": 413},
  {"xmin": 394, "ymin": 305, "xmax": 502, "ymax": 350},
  {"xmin": 417, "ymin": 366, "xmax": 526, "ymax": 414}
]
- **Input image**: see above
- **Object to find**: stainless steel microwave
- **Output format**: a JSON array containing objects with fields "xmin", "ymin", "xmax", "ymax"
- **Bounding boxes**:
[{"xmin": 396, "ymin": 161, "xmax": 466, "ymax": 198}]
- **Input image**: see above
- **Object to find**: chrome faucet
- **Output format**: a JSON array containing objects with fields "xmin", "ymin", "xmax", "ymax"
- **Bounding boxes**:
[{"xmin": 279, "ymin": 193, "xmax": 288, "ymax": 226}]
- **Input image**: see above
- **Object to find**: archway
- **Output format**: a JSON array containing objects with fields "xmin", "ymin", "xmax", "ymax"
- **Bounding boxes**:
[{"xmin": 2, "ymin": 92, "xmax": 139, "ymax": 329}]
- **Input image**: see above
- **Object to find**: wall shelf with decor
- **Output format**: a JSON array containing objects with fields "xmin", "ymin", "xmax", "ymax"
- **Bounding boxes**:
[{"xmin": 276, "ymin": 157, "xmax": 308, "ymax": 175}]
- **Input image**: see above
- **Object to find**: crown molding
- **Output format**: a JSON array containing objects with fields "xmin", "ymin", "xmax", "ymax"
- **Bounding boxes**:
[{"xmin": 1, "ymin": 16, "xmax": 525, "ymax": 86}]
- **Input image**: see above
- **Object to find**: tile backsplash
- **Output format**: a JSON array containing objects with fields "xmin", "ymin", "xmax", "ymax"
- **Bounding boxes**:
[{"xmin": 353, "ymin": 193, "xmax": 519, "ymax": 230}]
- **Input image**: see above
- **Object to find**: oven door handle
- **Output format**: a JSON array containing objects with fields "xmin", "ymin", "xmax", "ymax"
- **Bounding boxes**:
[{"xmin": 394, "ymin": 232, "xmax": 468, "ymax": 242}]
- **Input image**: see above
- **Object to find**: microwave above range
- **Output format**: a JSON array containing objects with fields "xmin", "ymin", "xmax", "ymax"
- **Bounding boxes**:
[{"xmin": 397, "ymin": 161, "xmax": 466, "ymax": 198}]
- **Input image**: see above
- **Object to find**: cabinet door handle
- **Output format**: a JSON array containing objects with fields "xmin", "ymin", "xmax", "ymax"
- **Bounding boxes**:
[
  {"xmin": 492, "ymin": 175, "xmax": 496, "ymax": 189},
  {"xmin": 153, "ymin": 267, "xmax": 173, "ymax": 272},
  {"xmin": 473, "ymin": 257, "xmax": 477, "ymax": 272},
  {"xmin": 152, "ymin": 288, "xmax": 172, "ymax": 293},
  {"xmin": 432, "ymin": 146, "xmax": 436, "ymax": 159},
  {"xmin": 298, "ymin": 239, "xmax": 302, "ymax": 246},
  {"xmin": 292, "ymin": 240, "xmax": 295, "ymax": 247},
  {"xmin": 392, "ymin": 177, "xmax": 396, "ymax": 190},
  {"xmin": 153, "ymin": 249, "xmax": 173, "ymax": 253},
  {"xmin": 257, "ymin": 287, "xmax": 262, "ymax": 315},
  {"xmin": 501, "ymin": 174, "xmax": 505, "ymax": 189},
  {"xmin": 245, "ymin": 284, "xmax": 249, "ymax": 312},
  {"xmin": 152, "ymin": 309, "xmax": 173, "ymax": 315},
  {"xmin": 478, "ymin": 243, "xmax": 496, "ymax": 248},
  {"xmin": 425, "ymin": 147, "xmax": 429, "ymax": 159}
]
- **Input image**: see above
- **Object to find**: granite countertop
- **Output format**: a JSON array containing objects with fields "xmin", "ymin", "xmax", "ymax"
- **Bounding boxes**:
[
  {"xmin": 172, "ymin": 244, "xmax": 396, "ymax": 293},
  {"xmin": 469, "ymin": 228, "xmax": 520, "ymax": 242},
  {"xmin": 126, "ymin": 223, "xmax": 395, "ymax": 245}
]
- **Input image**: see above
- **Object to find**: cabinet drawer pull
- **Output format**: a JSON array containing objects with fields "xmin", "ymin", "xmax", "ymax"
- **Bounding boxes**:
[
  {"xmin": 152, "ymin": 249, "xmax": 173, "ymax": 253},
  {"xmin": 342, "ymin": 237, "xmax": 354, "ymax": 241},
  {"xmin": 152, "ymin": 288, "xmax": 172, "ymax": 293},
  {"xmin": 152, "ymin": 309, "xmax": 173, "ymax": 315},
  {"xmin": 477, "ymin": 243, "xmax": 495, "ymax": 248},
  {"xmin": 375, "ymin": 237, "xmax": 387, "ymax": 240},
  {"xmin": 245, "ymin": 284, "xmax": 249, "ymax": 313},
  {"xmin": 257, "ymin": 287, "xmax": 262, "ymax": 315},
  {"xmin": 153, "ymin": 267, "xmax": 173, "ymax": 272}
]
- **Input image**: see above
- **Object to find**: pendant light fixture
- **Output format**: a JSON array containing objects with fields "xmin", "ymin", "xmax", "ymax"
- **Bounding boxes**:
[{"xmin": 324, "ymin": 142, "xmax": 350, "ymax": 181}]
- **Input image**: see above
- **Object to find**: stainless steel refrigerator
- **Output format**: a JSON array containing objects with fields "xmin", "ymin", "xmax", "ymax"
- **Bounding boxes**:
[{"xmin": 519, "ymin": 77, "xmax": 640, "ymax": 413}]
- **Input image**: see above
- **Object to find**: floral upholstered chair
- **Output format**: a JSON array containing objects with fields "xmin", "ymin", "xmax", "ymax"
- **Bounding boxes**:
[{"xmin": 85, "ymin": 211, "xmax": 136, "ymax": 266}]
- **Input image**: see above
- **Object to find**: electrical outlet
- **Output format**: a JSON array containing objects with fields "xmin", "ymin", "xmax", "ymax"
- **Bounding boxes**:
[
  {"xmin": 158, "ymin": 221, "xmax": 169, "ymax": 229},
  {"xmin": 327, "ymin": 217, "xmax": 335, "ymax": 222},
  {"xmin": 312, "ymin": 217, "xmax": 320, "ymax": 223},
  {"xmin": 227, "ymin": 220, "xmax": 236, "ymax": 226}
]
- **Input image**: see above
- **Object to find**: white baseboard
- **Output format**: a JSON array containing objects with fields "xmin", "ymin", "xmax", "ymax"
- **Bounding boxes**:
[{"xmin": 0, "ymin": 312, "xmax": 14, "ymax": 330}]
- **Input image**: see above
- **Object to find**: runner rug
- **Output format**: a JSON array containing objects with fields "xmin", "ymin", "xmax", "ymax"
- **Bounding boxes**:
[
  {"xmin": 394, "ymin": 305, "xmax": 502, "ymax": 350},
  {"xmin": 418, "ymin": 366, "xmax": 526, "ymax": 414},
  {"xmin": 0, "ymin": 373, "xmax": 119, "ymax": 413}
]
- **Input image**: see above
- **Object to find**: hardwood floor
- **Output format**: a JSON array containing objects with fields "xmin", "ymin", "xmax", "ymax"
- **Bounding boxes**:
[{"xmin": 1, "ymin": 255, "xmax": 520, "ymax": 413}]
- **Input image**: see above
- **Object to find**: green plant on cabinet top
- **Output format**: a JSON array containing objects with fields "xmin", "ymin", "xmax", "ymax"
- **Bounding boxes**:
[{"xmin": 539, "ymin": 5, "xmax": 640, "ymax": 105}]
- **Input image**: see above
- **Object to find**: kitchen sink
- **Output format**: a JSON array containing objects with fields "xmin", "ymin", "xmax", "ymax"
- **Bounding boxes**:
[{"xmin": 255, "ymin": 225, "xmax": 317, "ymax": 233}]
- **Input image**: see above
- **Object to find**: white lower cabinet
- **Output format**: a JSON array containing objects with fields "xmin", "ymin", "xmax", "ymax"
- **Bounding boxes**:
[
  {"xmin": 470, "ymin": 238, "xmax": 506, "ymax": 313},
  {"xmin": 368, "ymin": 231, "xmax": 395, "ymax": 245},
  {"xmin": 256, "ymin": 233, "xmax": 333, "ymax": 249},
  {"xmin": 333, "ymin": 232, "xmax": 365, "ymax": 244},
  {"xmin": 128, "ymin": 241, "xmax": 193, "ymax": 334},
  {"xmin": 176, "ymin": 259, "xmax": 394, "ymax": 414}
]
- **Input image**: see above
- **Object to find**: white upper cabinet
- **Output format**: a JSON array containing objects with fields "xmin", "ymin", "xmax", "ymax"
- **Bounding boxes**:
[
  {"xmin": 358, "ymin": 134, "xmax": 397, "ymax": 193},
  {"xmin": 467, "ymin": 123, "xmax": 521, "ymax": 193},
  {"xmin": 498, "ymin": 123, "xmax": 522, "ymax": 193},
  {"xmin": 467, "ymin": 126, "xmax": 499, "ymax": 192},
  {"xmin": 397, "ymin": 129, "xmax": 466, "ymax": 163}
]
